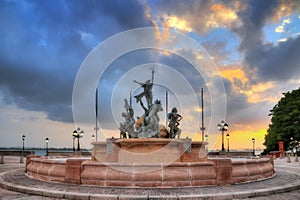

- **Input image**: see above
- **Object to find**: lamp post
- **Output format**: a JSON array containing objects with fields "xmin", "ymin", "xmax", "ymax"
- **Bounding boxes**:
[
  {"xmin": 217, "ymin": 120, "xmax": 228, "ymax": 152},
  {"xmin": 205, "ymin": 134, "xmax": 208, "ymax": 142},
  {"xmin": 21, "ymin": 135, "xmax": 25, "ymax": 163},
  {"xmin": 289, "ymin": 137, "xmax": 297, "ymax": 156},
  {"xmin": 45, "ymin": 138, "xmax": 49, "ymax": 156},
  {"xmin": 226, "ymin": 133, "xmax": 230, "ymax": 152},
  {"xmin": 252, "ymin": 138, "xmax": 255, "ymax": 156},
  {"xmin": 73, "ymin": 127, "xmax": 84, "ymax": 151},
  {"xmin": 205, "ymin": 134, "xmax": 208, "ymax": 151},
  {"xmin": 72, "ymin": 135, "xmax": 75, "ymax": 152}
]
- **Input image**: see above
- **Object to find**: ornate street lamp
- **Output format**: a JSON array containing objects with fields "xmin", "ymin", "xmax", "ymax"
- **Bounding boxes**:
[
  {"xmin": 73, "ymin": 127, "xmax": 84, "ymax": 151},
  {"xmin": 226, "ymin": 133, "xmax": 230, "ymax": 152},
  {"xmin": 45, "ymin": 138, "xmax": 49, "ymax": 156},
  {"xmin": 252, "ymin": 138, "xmax": 255, "ymax": 156},
  {"xmin": 217, "ymin": 120, "xmax": 228, "ymax": 151},
  {"xmin": 20, "ymin": 134, "xmax": 25, "ymax": 163}
]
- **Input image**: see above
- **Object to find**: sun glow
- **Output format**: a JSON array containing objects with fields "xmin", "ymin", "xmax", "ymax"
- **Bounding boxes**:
[
  {"xmin": 208, "ymin": 3, "xmax": 239, "ymax": 29},
  {"xmin": 220, "ymin": 68, "xmax": 248, "ymax": 84},
  {"xmin": 211, "ymin": 4, "xmax": 238, "ymax": 21},
  {"xmin": 220, "ymin": 67, "xmax": 278, "ymax": 103},
  {"xmin": 165, "ymin": 16, "xmax": 192, "ymax": 32},
  {"xmin": 211, "ymin": 128, "xmax": 267, "ymax": 150},
  {"xmin": 241, "ymin": 82, "xmax": 276, "ymax": 103}
]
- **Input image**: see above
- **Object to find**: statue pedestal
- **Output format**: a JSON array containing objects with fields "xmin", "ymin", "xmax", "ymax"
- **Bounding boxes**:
[{"xmin": 92, "ymin": 138, "xmax": 207, "ymax": 163}]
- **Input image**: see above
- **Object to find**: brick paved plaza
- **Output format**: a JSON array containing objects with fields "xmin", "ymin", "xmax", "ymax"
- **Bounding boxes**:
[{"xmin": 0, "ymin": 156, "xmax": 299, "ymax": 199}]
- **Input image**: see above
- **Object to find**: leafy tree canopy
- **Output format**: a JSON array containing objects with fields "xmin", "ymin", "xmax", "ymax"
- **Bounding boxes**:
[{"xmin": 264, "ymin": 87, "xmax": 300, "ymax": 152}]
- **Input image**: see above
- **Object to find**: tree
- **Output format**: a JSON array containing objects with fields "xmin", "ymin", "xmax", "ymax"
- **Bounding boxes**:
[{"xmin": 264, "ymin": 87, "xmax": 300, "ymax": 153}]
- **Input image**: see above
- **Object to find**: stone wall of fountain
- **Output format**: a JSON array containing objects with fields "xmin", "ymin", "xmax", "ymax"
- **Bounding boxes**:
[
  {"xmin": 26, "ymin": 153, "xmax": 274, "ymax": 187},
  {"xmin": 91, "ymin": 138, "xmax": 207, "ymax": 163}
]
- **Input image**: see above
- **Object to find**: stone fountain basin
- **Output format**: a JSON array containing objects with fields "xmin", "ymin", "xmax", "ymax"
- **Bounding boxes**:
[{"xmin": 26, "ymin": 155, "xmax": 274, "ymax": 187}]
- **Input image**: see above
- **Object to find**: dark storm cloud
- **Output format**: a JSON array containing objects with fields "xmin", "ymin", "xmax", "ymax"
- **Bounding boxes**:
[
  {"xmin": 235, "ymin": 0, "xmax": 300, "ymax": 82},
  {"xmin": 0, "ymin": 0, "xmax": 151, "ymax": 123},
  {"xmin": 201, "ymin": 41, "xmax": 230, "ymax": 65},
  {"xmin": 236, "ymin": 0, "xmax": 279, "ymax": 52},
  {"xmin": 0, "ymin": 59, "xmax": 75, "ymax": 122},
  {"xmin": 245, "ymin": 36, "xmax": 300, "ymax": 81}
]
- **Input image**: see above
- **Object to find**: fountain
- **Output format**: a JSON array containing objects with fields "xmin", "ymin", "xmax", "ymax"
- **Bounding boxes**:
[{"xmin": 26, "ymin": 70, "xmax": 274, "ymax": 187}]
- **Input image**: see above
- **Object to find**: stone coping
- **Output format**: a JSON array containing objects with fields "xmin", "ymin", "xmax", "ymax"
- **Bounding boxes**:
[
  {"xmin": 93, "ymin": 138, "xmax": 202, "ymax": 143},
  {"xmin": 82, "ymin": 160, "xmax": 215, "ymax": 167},
  {"xmin": 37, "ymin": 156, "xmax": 91, "ymax": 162},
  {"xmin": 232, "ymin": 157, "xmax": 271, "ymax": 163}
]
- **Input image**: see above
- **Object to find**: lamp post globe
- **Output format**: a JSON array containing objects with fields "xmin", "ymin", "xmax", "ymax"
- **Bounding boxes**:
[{"xmin": 217, "ymin": 120, "xmax": 228, "ymax": 152}]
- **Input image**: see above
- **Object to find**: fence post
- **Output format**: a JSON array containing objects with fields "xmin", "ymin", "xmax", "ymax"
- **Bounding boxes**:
[{"xmin": 0, "ymin": 155, "xmax": 4, "ymax": 164}]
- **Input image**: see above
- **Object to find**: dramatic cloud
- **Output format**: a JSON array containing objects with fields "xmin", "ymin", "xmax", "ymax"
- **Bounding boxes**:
[
  {"xmin": 201, "ymin": 41, "xmax": 231, "ymax": 65},
  {"xmin": 234, "ymin": 0, "xmax": 300, "ymax": 83},
  {"xmin": 0, "ymin": 60, "xmax": 74, "ymax": 122},
  {"xmin": 275, "ymin": 18, "xmax": 291, "ymax": 33},
  {"xmin": 244, "ymin": 36, "xmax": 300, "ymax": 82},
  {"xmin": 0, "ymin": 0, "xmax": 151, "ymax": 123},
  {"xmin": 148, "ymin": 0, "xmax": 241, "ymax": 34}
]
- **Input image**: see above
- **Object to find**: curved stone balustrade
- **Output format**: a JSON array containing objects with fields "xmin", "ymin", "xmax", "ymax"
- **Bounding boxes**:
[
  {"xmin": 26, "ymin": 156, "xmax": 66, "ymax": 183},
  {"xmin": 231, "ymin": 158, "xmax": 275, "ymax": 183},
  {"xmin": 81, "ymin": 161, "xmax": 216, "ymax": 187}
]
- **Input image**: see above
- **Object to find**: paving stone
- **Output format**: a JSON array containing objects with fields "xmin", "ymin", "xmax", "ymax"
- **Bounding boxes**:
[
  {"xmin": 120, "ymin": 194, "xmax": 149, "ymax": 200},
  {"xmin": 64, "ymin": 192, "xmax": 89, "ymax": 200},
  {"xmin": 148, "ymin": 195, "xmax": 178, "ymax": 200},
  {"xmin": 207, "ymin": 193, "xmax": 234, "ymax": 200},
  {"xmin": 42, "ymin": 190, "xmax": 65, "ymax": 198},
  {"xmin": 90, "ymin": 194, "xmax": 118, "ymax": 200},
  {"xmin": 178, "ymin": 194, "xmax": 207, "ymax": 200}
]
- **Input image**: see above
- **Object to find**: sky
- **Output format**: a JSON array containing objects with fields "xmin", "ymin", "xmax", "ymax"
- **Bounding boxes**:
[{"xmin": 0, "ymin": 0, "xmax": 300, "ymax": 150}]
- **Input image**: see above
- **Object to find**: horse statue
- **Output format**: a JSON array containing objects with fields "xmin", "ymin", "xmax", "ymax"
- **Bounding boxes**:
[{"xmin": 138, "ymin": 100, "xmax": 163, "ymax": 138}]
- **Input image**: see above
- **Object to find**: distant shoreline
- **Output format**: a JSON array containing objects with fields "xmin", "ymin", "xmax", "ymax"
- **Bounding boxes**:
[{"xmin": 0, "ymin": 148, "xmax": 92, "ymax": 156}]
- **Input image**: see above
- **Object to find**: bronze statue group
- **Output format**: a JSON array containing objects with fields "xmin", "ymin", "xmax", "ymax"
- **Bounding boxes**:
[{"xmin": 119, "ymin": 68, "xmax": 182, "ymax": 139}]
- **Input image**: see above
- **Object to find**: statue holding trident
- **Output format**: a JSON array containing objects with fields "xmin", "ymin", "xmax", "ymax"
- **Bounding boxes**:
[{"xmin": 133, "ymin": 67, "xmax": 155, "ymax": 110}]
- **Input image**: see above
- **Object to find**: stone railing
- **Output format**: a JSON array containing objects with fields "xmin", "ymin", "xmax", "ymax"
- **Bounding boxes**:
[{"xmin": 0, "ymin": 150, "xmax": 34, "ymax": 164}]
